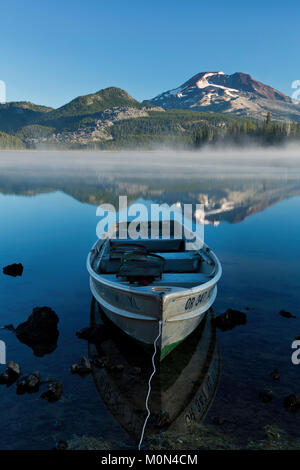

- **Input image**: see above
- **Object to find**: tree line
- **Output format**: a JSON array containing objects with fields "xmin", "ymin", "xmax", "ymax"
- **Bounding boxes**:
[{"xmin": 193, "ymin": 112, "xmax": 300, "ymax": 147}]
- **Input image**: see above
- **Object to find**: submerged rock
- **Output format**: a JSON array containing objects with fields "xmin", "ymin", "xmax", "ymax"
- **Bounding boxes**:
[
  {"xmin": 71, "ymin": 356, "xmax": 92, "ymax": 375},
  {"xmin": 284, "ymin": 394, "xmax": 300, "ymax": 413},
  {"xmin": 0, "ymin": 361, "xmax": 21, "ymax": 385},
  {"xmin": 16, "ymin": 371, "xmax": 40, "ymax": 394},
  {"xmin": 40, "ymin": 380, "xmax": 63, "ymax": 402},
  {"xmin": 270, "ymin": 369, "xmax": 280, "ymax": 380},
  {"xmin": 2, "ymin": 324, "xmax": 15, "ymax": 332},
  {"xmin": 15, "ymin": 306, "xmax": 59, "ymax": 357},
  {"xmin": 3, "ymin": 263, "xmax": 23, "ymax": 277},
  {"xmin": 280, "ymin": 310, "xmax": 296, "ymax": 319},
  {"xmin": 76, "ymin": 325, "xmax": 107, "ymax": 343},
  {"xmin": 259, "ymin": 389, "xmax": 274, "ymax": 403},
  {"xmin": 54, "ymin": 440, "xmax": 68, "ymax": 450},
  {"xmin": 215, "ymin": 309, "xmax": 247, "ymax": 332},
  {"xmin": 91, "ymin": 355, "xmax": 110, "ymax": 369}
]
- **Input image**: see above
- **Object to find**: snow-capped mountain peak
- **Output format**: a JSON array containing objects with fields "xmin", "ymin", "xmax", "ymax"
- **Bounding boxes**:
[{"xmin": 145, "ymin": 71, "xmax": 300, "ymax": 121}]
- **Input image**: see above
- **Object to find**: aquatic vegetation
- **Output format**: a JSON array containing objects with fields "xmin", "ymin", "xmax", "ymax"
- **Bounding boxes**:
[
  {"xmin": 248, "ymin": 425, "xmax": 300, "ymax": 450},
  {"xmin": 66, "ymin": 435, "xmax": 113, "ymax": 451}
]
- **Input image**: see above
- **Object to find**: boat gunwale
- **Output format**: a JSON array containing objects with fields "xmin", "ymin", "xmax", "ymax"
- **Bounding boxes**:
[{"xmin": 87, "ymin": 236, "xmax": 222, "ymax": 302}]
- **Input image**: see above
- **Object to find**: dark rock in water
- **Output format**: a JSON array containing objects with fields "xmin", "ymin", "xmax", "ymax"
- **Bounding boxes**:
[
  {"xmin": 0, "ymin": 371, "xmax": 10, "ymax": 385},
  {"xmin": 15, "ymin": 306, "xmax": 59, "ymax": 357},
  {"xmin": 0, "ymin": 361, "xmax": 21, "ymax": 385},
  {"xmin": 280, "ymin": 310, "xmax": 296, "ymax": 319},
  {"xmin": 215, "ymin": 309, "xmax": 247, "ymax": 332},
  {"xmin": 284, "ymin": 394, "xmax": 300, "ymax": 413},
  {"xmin": 3, "ymin": 263, "xmax": 23, "ymax": 277},
  {"xmin": 270, "ymin": 369, "xmax": 280, "ymax": 380},
  {"xmin": 16, "ymin": 371, "xmax": 40, "ymax": 394},
  {"xmin": 54, "ymin": 440, "xmax": 68, "ymax": 450},
  {"xmin": 212, "ymin": 416, "xmax": 225, "ymax": 425},
  {"xmin": 7, "ymin": 361, "xmax": 21, "ymax": 380},
  {"xmin": 91, "ymin": 355, "xmax": 110, "ymax": 369},
  {"xmin": 0, "ymin": 324, "xmax": 15, "ymax": 332},
  {"xmin": 40, "ymin": 381, "xmax": 63, "ymax": 402},
  {"xmin": 259, "ymin": 389, "xmax": 274, "ymax": 403},
  {"xmin": 71, "ymin": 356, "xmax": 92, "ymax": 375},
  {"xmin": 76, "ymin": 325, "xmax": 107, "ymax": 343}
]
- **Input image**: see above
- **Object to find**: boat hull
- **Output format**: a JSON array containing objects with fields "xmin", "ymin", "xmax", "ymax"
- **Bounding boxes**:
[{"xmin": 90, "ymin": 276, "xmax": 217, "ymax": 360}]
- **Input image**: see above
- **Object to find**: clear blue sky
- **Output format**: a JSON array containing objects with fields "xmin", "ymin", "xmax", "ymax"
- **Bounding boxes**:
[{"xmin": 1, "ymin": 0, "xmax": 299, "ymax": 108}]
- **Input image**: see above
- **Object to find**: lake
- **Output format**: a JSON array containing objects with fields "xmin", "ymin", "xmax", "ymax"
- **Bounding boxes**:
[{"xmin": 0, "ymin": 150, "xmax": 300, "ymax": 450}]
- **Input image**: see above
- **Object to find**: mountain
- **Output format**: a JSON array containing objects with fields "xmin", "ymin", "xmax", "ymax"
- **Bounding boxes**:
[
  {"xmin": 0, "ymin": 88, "xmax": 141, "ymax": 134},
  {"xmin": 26, "ymin": 105, "xmax": 164, "ymax": 146},
  {"xmin": 145, "ymin": 72, "xmax": 300, "ymax": 121},
  {"xmin": 1, "ymin": 83, "xmax": 300, "ymax": 150},
  {"xmin": 43, "ymin": 87, "xmax": 140, "ymax": 120},
  {"xmin": 0, "ymin": 101, "xmax": 53, "ymax": 133}
]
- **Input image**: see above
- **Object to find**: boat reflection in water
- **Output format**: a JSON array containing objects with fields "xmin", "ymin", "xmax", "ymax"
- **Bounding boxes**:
[{"xmin": 89, "ymin": 298, "xmax": 220, "ymax": 442}]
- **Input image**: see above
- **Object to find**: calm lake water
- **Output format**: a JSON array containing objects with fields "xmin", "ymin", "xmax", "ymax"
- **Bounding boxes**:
[{"xmin": 0, "ymin": 151, "xmax": 300, "ymax": 449}]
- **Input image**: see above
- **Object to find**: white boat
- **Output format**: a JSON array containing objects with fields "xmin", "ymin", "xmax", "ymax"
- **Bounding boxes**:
[{"xmin": 87, "ymin": 219, "xmax": 222, "ymax": 361}]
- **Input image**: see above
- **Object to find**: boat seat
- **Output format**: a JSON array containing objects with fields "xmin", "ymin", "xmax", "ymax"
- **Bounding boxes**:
[
  {"xmin": 99, "ymin": 250, "xmax": 202, "ymax": 274},
  {"xmin": 116, "ymin": 252, "xmax": 165, "ymax": 280},
  {"xmin": 101, "ymin": 273, "xmax": 210, "ymax": 288},
  {"xmin": 110, "ymin": 238, "xmax": 185, "ymax": 253},
  {"xmin": 157, "ymin": 252, "xmax": 202, "ymax": 273}
]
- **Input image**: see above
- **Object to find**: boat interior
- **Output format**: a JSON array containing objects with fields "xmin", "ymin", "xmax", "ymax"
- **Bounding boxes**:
[{"xmin": 92, "ymin": 221, "xmax": 216, "ymax": 290}]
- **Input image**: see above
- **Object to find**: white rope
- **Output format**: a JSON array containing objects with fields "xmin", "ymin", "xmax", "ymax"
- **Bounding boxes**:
[{"xmin": 138, "ymin": 320, "xmax": 163, "ymax": 450}]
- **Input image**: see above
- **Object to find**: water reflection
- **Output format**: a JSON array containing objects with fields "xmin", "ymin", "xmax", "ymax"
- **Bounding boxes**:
[
  {"xmin": 1, "ymin": 154, "xmax": 300, "ymax": 226},
  {"xmin": 89, "ymin": 298, "xmax": 220, "ymax": 442},
  {"xmin": 1, "ymin": 152, "xmax": 300, "ymax": 449}
]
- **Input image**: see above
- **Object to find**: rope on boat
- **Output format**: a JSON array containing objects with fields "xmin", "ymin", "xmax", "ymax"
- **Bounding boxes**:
[{"xmin": 138, "ymin": 319, "xmax": 163, "ymax": 451}]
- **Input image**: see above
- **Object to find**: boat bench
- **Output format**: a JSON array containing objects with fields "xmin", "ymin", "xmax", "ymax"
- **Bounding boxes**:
[
  {"xmin": 101, "ymin": 273, "xmax": 210, "ymax": 288},
  {"xmin": 109, "ymin": 238, "xmax": 185, "ymax": 253},
  {"xmin": 99, "ymin": 250, "xmax": 202, "ymax": 274}
]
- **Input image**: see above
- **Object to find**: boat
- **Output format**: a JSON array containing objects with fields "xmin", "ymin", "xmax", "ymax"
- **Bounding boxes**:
[
  {"xmin": 89, "ymin": 299, "xmax": 220, "ymax": 442},
  {"xmin": 87, "ymin": 219, "xmax": 222, "ymax": 361}
]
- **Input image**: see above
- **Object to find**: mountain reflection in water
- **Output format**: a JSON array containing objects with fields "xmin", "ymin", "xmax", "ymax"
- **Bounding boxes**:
[{"xmin": 1, "ymin": 151, "xmax": 300, "ymax": 226}]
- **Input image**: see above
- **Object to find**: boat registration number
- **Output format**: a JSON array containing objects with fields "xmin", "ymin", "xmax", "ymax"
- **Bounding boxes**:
[{"xmin": 185, "ymin": 290, "xmax": 210, "ymax": 310}]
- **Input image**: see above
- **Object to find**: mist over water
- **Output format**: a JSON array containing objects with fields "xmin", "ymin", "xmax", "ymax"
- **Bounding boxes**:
[{"xmin": 1, "ymin": 147, "xmax": 300, "ymax": 180}]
